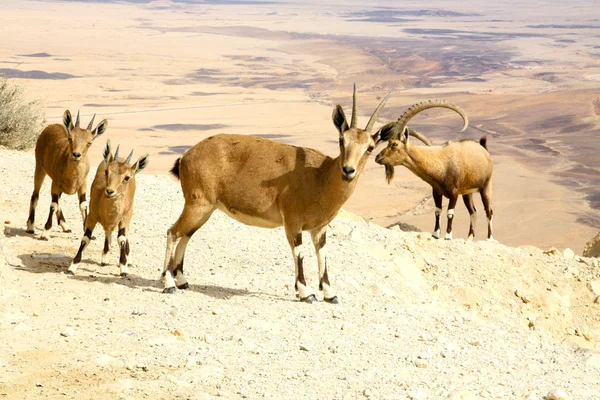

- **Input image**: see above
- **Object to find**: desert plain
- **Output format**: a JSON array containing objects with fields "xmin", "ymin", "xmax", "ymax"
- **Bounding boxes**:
[{"xmin": 1, "ymin": 0, "xmax": 600, "ymax": 398}]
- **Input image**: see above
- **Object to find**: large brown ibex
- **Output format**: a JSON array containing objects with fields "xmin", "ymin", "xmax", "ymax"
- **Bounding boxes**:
[
  {"xmin": 375, "ymin": 100, "xmax": 494, "ymax": 241},
  {"xmin": 161, "ymin": 85, "xmax": 407, "ymax": 303},
  {"xmin": 67, "ymin": 141, "xmax": 149, "ymax": 276},
  {"xmin": 26, "ymin": 110, "xmax": 107, "ymax": 240}
]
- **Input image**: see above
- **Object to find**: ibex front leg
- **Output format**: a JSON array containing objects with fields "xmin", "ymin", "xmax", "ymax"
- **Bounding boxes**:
[
  {"xmin": 77, "ymin": 186, "xmax": 88, "ymax": 230},
  {"xmin": 286, "ymin": 229, "xmax": 317, "ymax": 303},
  {"xmin": 117, "ymin": 224, "xmax": 130, "ymax": 277},
  {"xmin": 67, "ymin": 224, "xmax": 96, "ymax": 275},
  {"xmin": 40, "ymin": 182, "xmax": 61, "ymax": 240},
  {"xmin": 311, "ymin": 226, "xmax": 338, "ymax": 304},
  {"xmin": 432, "ymin": 190, "xmax": 443, "ymax": 239},
  {"xmin": 445, "ymin": 195, "xmax": 458, "ymax": 240},
  {"xmin": 55, "ymin": 193, "xmax": 72, "ymax": 233}
]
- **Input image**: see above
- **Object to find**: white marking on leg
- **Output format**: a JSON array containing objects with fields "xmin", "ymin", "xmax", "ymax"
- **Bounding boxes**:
[
  {"xmin": 79, "ymin": 201, "xmax": 88, "ymax": 212},
  {"xmin": 294, "ymin": 248, "xmax": 314, "ymax": 300},
  {"xmin": 175, "ymin": 272, "xmax": 188, "ymax": 287},
  {"xmin": 163, "ymin": 270, "xmax": 176, "ymax": 289},
  {"xmin": 316, "ymin": 244, "xmax": 336, "ymax": 300},
  {"xmin": 447, "ymin": 209, "xmax": 455, "ymax": 218},
  {"xmin": 51, "ymin": 202, "xmax": 59, "ymax": 210},
  {"xmin": 101, "ymin": 252, "xmax": 109, "ymax": 265},
  {"xmin": 435, "ymin": 207, "xmax": 442, "ymax": 217},
  {"xmin": 432, "ymin": 229, "xmax": 441, "ymax": 239},
  {"xmin": 40, "ymin": 229, "xmax": 51, "ymax": 240},
  {"xmin": 67, "ymin": 262, "xmax": 79, "ymax": 274},
  {"xmin": 118, "ymin": 235, "xmax": 126, "ymax": 246},
  {"xmin": 120, "ymin": 262, "xmax": 129, "ymax": 276},
  {"xmin": 445, "ymin": 231, "xmax": 453, "ymax": 240}
]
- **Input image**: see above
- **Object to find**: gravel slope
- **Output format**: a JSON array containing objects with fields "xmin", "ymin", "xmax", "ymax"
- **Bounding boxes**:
[{"xmin": 1, "ymin": 148, "xmax": 599, "ymax": 400}]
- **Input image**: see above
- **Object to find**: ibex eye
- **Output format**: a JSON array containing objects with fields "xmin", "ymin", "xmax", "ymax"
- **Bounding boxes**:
[
  {"xmin": 367, "ymin": 146, "xmax": 374, "ymax": 153},
  {"xmin": 124, "ymin": 176, "xmax": 130, "ymax": 182}
]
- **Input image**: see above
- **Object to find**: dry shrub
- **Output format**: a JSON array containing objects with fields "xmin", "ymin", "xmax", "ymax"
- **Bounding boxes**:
[{"xmin": 0, "ymin": 77, "xmax": 46, "ymax": 150}]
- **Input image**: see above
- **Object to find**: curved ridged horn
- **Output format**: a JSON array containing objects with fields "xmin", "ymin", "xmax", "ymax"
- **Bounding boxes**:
[
  {"xmin": 407, "ymin": 127, "xmax": 433, "ymax": 146},
  {"xmin": 350, "ymin": 83, "xmax": 357, "ymax": 129},
  {"xmin": 396, "ymin": 100, "xmax": 468, "ymax": 135},
  {"xmin": 114, "ymin": 144, "xmax": 120, "ymax": 161},
  {"xmin": 365, "ymin": 92, "xmax": 392, "ymax": 133},
  {"xmin": 75, "ymin": 110, "xmax": 80, "ymax": 128},
  {"xmin": 125, "ymin": 149, "xmax": 134, "ymax": 165},
  {"xmin": 87, "ymin": 114, "xmax": 96, "ymax": 131}
]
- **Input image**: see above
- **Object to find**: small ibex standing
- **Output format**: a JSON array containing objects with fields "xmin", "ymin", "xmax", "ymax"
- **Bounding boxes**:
[
  {"xmin": 67, "ymin": 141, "xmax": 149, "ymax": 276},
  {"xmin": 161, "ymin": 85, "xmax": 400, "ymax": 303},
  {"xmin": 375, "ymin": 100, "xmax": 494, "ymax": 241},
  {"xmin": 27, "ymin": 110, "xmax": 108, "ymax": 240}
]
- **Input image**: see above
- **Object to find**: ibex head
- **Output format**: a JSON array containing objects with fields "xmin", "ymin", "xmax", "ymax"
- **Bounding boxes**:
[
  {"xmin": 332, "ymin": 84, "xmax": 391, "ymax": 182},
  {"xmin": 375, "ymin": 99, "xmax": 469, "ymax": 183},
  {"xmin": 101, "ymin": 141, "xmax": 149, "ymax": 199},
  {"xmin": 62, "ymin": 110, "xmax": 108, "ymax": 161}
]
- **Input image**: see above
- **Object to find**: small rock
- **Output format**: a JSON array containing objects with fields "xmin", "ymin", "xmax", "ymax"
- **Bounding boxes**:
[
  {"xmin": 363, "ymin": 388, "xmax": 374, "ymax": 398},
  {"xmin": 299, "ymin": 344, "xmax": 311, "ymax": 352},
  {"xmin": 414, "ymin": 359, "xmax": 428, "ymax": 368},
  {"xmin": 417, "ymin": 351, "xmax": 430, "ymax": 359},
  {"xmin": 562, "ymin": 248, "xmax": 575, "ymax": 259},
  {"xmin": 172, "ymin": 328, "xmax": 187, "ymax": 340},
  {"xmin": 332, "ymin": 310, "xmax": 342, "ymax": 319},
  {"xmin": 169, "ymin": 306, "xmax": 179, "ymax": 317},
  {"xmin": 212, "ymin": 308, "xmax": 223, "ymax": 315},
  {"xmin": 586, "ymin": 280, "xmax": 600, "ymax": 296},
  {"xmin": 594, "ymin": 296, "xmax": 600, "ymax": 304},
  {"xmin": 185, "ymin": 355, "xmax": 196, "ymax": 369},
  {"xmin": 546, "ymin": 388, "xmax": 572, "ymax": 400},
  {"xmin": 60, "ymin": 327, "xmax": 75, "ymax": 337},
  {"xmin": 543, "ymin": 247, "xmax": 561, "ymax": 257},
  {"xmin": 202, "ymin": 333, "xmax": 214, "ymax": 343}
]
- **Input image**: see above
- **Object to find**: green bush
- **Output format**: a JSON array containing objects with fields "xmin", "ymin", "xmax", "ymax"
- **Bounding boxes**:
[{"xmin": 0, "ymin": 77, "xmax": 46, "ymax": 150}]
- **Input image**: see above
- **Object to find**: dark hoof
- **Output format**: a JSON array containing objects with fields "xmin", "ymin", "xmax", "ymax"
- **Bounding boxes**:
[
  {"xmin": 324, "ymin": 296, "xmax": 339, "ymax": 304},
  {"xmin": 64, "ymin": 270, "xmax": 74, "ymax": 275},
  {"xmin": 163, "ymin": 287, "xmax": 176, "ymax": 294},
  {"xmin": 26, "ymin": 229, "xmax": 35, "ymax": 234},
  {"xmin": 91, "ymin": 235, "xmax": 97, "ymax": 240},
  {"xmin": 301, "ymin": 294, "xmax": 318, "ymax": 304},
  {"xmin": 64, "ymin": 229, "xmax": 72, "ymax": 233},
  {"xmin": 39, "ymin": 237, "xmax": 49, "ymax": 241},
  {"xmin": 444, "ymin": 237, "xmax": 452, "ymax": 241},
  {"xmin": 177, "ymin": 282, "xmax": 189, "ymax": 290},
  {"xmin": 101, "ymin": 263, "xmax": 108, "ymax": 267},
  {"xmin": 120, "ymin": 272, "xmax": 129, "ymax": 278}
]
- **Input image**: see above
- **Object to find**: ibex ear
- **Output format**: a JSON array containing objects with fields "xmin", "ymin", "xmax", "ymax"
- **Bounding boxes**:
[
  {"xmin": 401, "ymin": 127, "xmax": 410, "ymax": 147},
  {"xmin": 102, "ymin": 140, "xmax": 113, "ymax": 164},
  {"xmin": 63, "ymin": 110, "xmax": 74, "ymax": 134},
  {"xmin": 132, "ymin": 154, "xmax": 149, "ymax": 175},
  {"xmin": 92, "ymin": 119, "xmax": 108, "ymax": 139},
  {"xmin": 377, "ymin": 122, "xmax": 399, "ymax": 143},
  {"xmin": 332, "ymin": 105, "xmax": 349, "ymax": 135}
]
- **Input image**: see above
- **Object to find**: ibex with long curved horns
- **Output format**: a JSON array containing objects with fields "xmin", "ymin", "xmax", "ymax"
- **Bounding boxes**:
[
  {"xmin": 375, "ymin": 100, "xmax": 494, "ymax": 241},
  {"xmin": 26, "ymin": 110, "xmax": 107, "ymax": 240},
  {"xmin": 162, "ymin": 84, "xmax": 397, "ymax": 303},
  {"xmin": 67, "ymin": 141, "xmax": 149, "ymax": 276}
]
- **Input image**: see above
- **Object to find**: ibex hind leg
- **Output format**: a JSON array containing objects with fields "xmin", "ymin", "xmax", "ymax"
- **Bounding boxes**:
[
  {"xmin": 26, "ymin": 165, "xmax": 46, "ymax": 234},
  {"xmin": 481, "ymin": 180, "xmax": 494, "ymax": 241},
  {"xmin": 162, "ymin": 202, "xmax": 215, "ymax": 294},
  {"xmin": 462, "ymin": 193, "xmax": 476, "ymax": 241}
]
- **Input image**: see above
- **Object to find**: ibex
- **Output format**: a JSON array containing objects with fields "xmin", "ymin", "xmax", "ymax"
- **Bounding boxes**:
[
  {"xmin": 375, "ymin": 100, "xmax": 494, "ymax": 240},
  {"xmin": 161, "ymin": 85, "xmax": 428, "ymax": 303},
  {"xmin": 26, "ymin": 110, "xmax": 107, "ymax": 240},
  {"xmin": 67, "ymin": 141, "xmax": 149, "ymax": 276}
]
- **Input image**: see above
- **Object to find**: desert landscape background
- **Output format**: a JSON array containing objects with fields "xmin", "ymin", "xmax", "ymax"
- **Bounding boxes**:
[
  {"xmin": 1, "ymin": 0, "xmax": 599, "ymax": 251},
  {"xmin": 2, "ymin": 0, "xmax": 600, "ymax": 398}
]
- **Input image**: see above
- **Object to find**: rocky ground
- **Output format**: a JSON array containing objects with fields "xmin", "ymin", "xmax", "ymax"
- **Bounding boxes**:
[{"xmin": 1, "ymin": 148, "xmax": 600, "ymax": 400}]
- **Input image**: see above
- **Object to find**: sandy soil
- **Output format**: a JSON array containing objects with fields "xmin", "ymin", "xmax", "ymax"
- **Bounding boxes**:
[{"xmin": 1, "ymin": 148, "xmax": 600, "ymax": 399}]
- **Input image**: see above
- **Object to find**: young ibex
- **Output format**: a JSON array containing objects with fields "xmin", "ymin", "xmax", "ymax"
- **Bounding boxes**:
[
  {"xmin": 67, "ymin": 141, "xmax": 149, "ymax": 277},
  {"xmin": 375, "ymin": 100, "xmax": 494, "ymax": 240},
  {"xmin": 27, "ymin": 110, "xmax": 108, "ymax": 240},
  {"xmin": 161, "ymin": 85, "xmax": 412, "ymax": 303}
]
